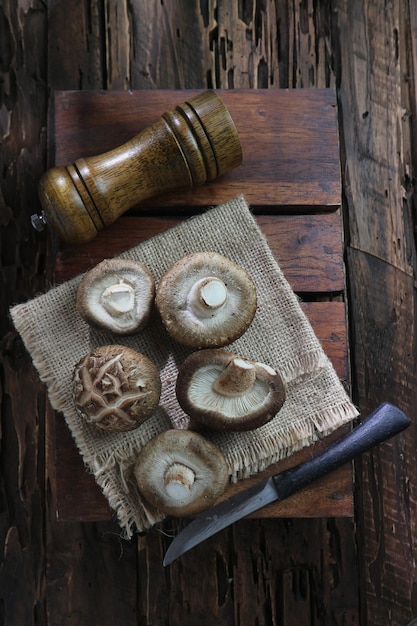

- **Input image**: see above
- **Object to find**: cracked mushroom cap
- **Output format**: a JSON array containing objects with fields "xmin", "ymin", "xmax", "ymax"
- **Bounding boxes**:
[
  {"xmin": 155, "ymin": 252, "xmax": 257, "ymax": 348},
  {"xmin": 73, "ymin": 344, "xmax": 161, "ymax": 433},
  {"xmin": 176, "ymin": 349, "xmax": 286, "ymax": 431},
  {"xmin": 76, "ymin": 258, "xmax": 155, "ymax": 335},
  {"xmin": 134, "ymin": 429, "xmax": 229, "ymax": 517}
]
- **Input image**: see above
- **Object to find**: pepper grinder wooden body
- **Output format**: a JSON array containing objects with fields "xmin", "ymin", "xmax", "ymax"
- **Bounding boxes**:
[{"xmin": 36, "ymin": 91, "xmax": 242, "ymax": 244}]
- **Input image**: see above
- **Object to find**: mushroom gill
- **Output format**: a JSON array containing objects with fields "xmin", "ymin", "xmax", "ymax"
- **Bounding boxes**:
[{"xmin": 176, "ymin": 349, "xmax": 286, "ymax": 431}]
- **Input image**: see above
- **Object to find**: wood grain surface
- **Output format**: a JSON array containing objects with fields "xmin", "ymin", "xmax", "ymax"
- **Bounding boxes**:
[
  {"xmin": 54, "ymin": 213, "xmax": 346, "ymax": 294},
  {"xmin": 2, "ymin": 1, "xmax": 417, "ymax": 625},
  {"xmin": 51, "ymin": 89, "xmax": 341, "ymax": 210}
]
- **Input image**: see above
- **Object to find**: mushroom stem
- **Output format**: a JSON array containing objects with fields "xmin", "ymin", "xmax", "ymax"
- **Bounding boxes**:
[
  {"xmin": 212, "ymin": 358, "xmax": 257, "ymax": 396},
  {"xmin": 101, "ymin": 279, "xmax": 135, "ymax": 315},
  {"xmin": 188, "ymin": 277, "xmax": 228, "ymax": 317},
  {"xmin": 164, "ymin": 463, "xmax": 196, "ymax": 501}
]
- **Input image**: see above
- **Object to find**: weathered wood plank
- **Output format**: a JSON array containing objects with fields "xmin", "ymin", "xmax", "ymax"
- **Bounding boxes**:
[
  {"xmin": 53, "ymin": 213, "xmax": 345, "ymax": 294},
  {"xmin": 231, "ymin": 517, "xmax": 359, "ymax": 625},
  {"xmin": 334, "ymin": 0, "xmax": 417, "ymax": 623},
  {"xmin": 45, "ymin": 2, "xmax": 141, "ymax": 624},
  {"xmin": 137, "ymin": 521, "xmax": 237, "ymax": 624},
  {"xmin": 0, "ymin": 336, "xmax": 47, "ymax": 626},
  {"xmin": 46, "ymin": 517, "xmax": 139, "ymax": 624},
  {"xmin": 0, "ymin": 2, "xmax": 48, "ymax": 624},
  {"xmin": 127, "ymin": 0, "xmax": 336, "ymax": 91},
  {"xmin": 408, "ymin": 0, "xmax": 417, "ymax": 167},
  {"xmin": 50, "ymin": 89, "xmax": 341, "ymax": 211},
  {"xmin": 335, "ymin": 0, "xmax": 416, "ymax": 275},
  {"xmin": 136, "ymin": 516, "xmax": 359, "ymax": 625},
  {"xmin": 347, "ymin": 248, "xmax": 417, "ymax": 625},
  {"xmin": 127, "ymin": 1, "xmax": 280, "ymax": 90},
  {"xmin": 48, "ymin": 0, "xmax": 105, "ymax": 90}
]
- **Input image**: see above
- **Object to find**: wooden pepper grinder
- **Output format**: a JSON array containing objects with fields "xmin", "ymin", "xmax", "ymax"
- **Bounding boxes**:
[{"xmin": 33, "ymin": 91, "xmax": 242, "ymax": 244}]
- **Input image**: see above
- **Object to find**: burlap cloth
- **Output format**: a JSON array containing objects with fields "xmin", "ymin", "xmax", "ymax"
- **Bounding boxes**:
[{"xmin": 10, "ymin": 195, "xmax": 358, "ymax": 536}]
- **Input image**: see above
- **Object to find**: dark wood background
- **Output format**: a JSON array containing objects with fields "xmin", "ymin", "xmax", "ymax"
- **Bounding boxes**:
[{"xmin": 1, "ymin": 1, "xmax": 417, "ymax": 624}]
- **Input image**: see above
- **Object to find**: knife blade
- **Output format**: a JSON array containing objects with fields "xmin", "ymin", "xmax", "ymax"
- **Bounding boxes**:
[{"xmin": 163, "ymin": 402, "xmax": 410, "ymax": 566}]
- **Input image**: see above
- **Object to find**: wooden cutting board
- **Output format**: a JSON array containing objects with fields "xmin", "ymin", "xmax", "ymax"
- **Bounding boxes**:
[{"xmin": 47, "ymin": 89, "xmax": 354, "ymax": 522}]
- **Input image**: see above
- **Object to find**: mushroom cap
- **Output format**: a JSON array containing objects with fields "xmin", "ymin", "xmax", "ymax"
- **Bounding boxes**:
[
  {"xmin": 73, "ymin": 344, "xmax": 161, "ymax": 433},
  {"xmin": 76, "ymin": 258, "xmax": 155, "ymax": 335},
  {"xmin": 134, "ymin": 429, "xmax": 229, "ymax": 517},
  {"xmin": 176, "ymin": 349, "xmax": 286, "ymax": 431},
  {"xmin": 155, "ymin": 252, "xmax": 257, "ymax": 348}
]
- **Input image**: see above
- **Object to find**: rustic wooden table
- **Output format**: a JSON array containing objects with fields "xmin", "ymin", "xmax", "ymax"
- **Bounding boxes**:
[
  {"xmin": 1, "ymin": 2, "xmax": 417, "ymax": 625},
  {"xmin": 50, "ymin": 88, "xmax": 353, "ymax": 523}
]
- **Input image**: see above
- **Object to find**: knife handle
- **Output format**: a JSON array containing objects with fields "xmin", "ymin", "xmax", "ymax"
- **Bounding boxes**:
[{"xmin": 273, "ymin": 402, "xmax": 410, "ymax": 500}]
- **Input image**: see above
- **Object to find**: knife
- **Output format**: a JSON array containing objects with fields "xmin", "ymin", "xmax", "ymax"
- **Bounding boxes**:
[{"xmin": 163, "ymin": 402, "xmax": 410, "ymax": 566}]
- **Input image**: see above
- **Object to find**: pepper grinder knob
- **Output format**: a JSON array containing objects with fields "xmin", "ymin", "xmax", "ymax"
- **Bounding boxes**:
[{"xmin": 37, "ymin": 91, "xmax": 242, "ymax": 244}]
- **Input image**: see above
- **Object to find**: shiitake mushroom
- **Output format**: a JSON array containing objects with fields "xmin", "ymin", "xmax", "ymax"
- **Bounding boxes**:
[
  {"xmin": 176, "ymin": 349, "xmax": 286, "ymax": 431},
  {"xmin": 73, "ymin": 344, "xmax": 161, "ymax": 433},
  {"xmin": 155, "ymin": 252, "xmax": 257, "ymax": 348},
  {"xmin": 134, "ymin": 429, "xmax": 229, "ymax": 517},
  {"xmin": 76, "ymin": 258, "xmax": 155, "ymax": 335}
]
